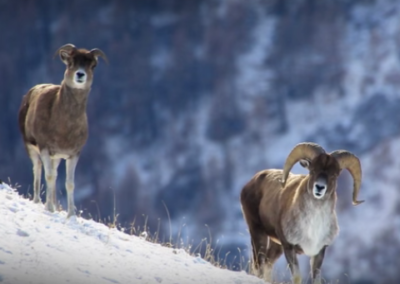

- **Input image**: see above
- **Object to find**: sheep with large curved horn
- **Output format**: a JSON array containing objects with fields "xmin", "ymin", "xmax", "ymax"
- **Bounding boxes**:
[{"xmin": 240, "ymin": 142, "xmax": 364, "ymax": 284}]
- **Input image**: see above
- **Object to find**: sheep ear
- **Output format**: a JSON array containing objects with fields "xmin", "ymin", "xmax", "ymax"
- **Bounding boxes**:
[
  {"xmin": 59, "ymin": 51, "xmax": 70, "ymax": 65},
  {"xmin": 299, "ymin": 159, "xmax": 310, "ymax": 169}
]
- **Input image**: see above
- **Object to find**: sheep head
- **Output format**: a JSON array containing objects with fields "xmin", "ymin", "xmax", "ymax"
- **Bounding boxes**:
[
  {"xmin": 54, "ymin": 43, "xmax": 108, "ymax": 90},
  {"xmin": 281, "ymin": 142, "xmax": 364, "ymax": 205}
]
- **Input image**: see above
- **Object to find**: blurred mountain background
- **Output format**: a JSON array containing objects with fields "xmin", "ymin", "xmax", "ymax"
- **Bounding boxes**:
[{"xmin": 1, "ymin": 0, "xmax": 400, "ymax": 282}]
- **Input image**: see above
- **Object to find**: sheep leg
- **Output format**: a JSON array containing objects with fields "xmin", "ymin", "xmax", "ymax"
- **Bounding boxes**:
[
  {"xmin": 65, "ymin": 155, "xmax": 79, "ymax": 218},
  {"xmin": 310, "ymin": 246, "xmax": 327, "ymax": 284},
  {"xmin": 263, "ymin": 238, "xmax": 283, "ymax": 281},
  {"xmin": 249, "ymin": 228, "xmax": 267, "ymax": 278},
  {"xmin": 27, "ymin": 145, "xmax": 42, "ymax": 203},
  {"xmin": 283, "ymin": 245, "xmax": 301, "ymax": 284},
  {"xmin": 41, "ymin": 151, "xmax": 61, "ymax": 212}
]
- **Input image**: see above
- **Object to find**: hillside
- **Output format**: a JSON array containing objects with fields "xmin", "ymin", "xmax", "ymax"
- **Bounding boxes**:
[
  {"xmin": 0, "ymin": 182, "xmax": 265, "ymax": 284},
  {"xmin": 1, "ymin": 1, "xmax": 400, "ymax": 282}
]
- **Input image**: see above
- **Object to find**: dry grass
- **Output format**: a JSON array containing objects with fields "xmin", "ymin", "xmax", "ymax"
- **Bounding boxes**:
[
  {"xmin": 121, "ymin": 214, "xmax": 250, "ymax": 271},
  {"xmin": 75, "ymin": 195, "xmax": 250, "ymax": 272}
]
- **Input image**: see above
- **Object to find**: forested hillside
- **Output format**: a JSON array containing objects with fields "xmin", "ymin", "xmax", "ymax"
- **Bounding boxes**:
[{"xmin": 1, "ymin": 1, "xmax": 400, "ymax": 282}]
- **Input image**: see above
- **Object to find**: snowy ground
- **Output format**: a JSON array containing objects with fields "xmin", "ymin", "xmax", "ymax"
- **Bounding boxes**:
[{"xmin": 0, "ymin": 183, "xmax": 266, "ymax": 284}]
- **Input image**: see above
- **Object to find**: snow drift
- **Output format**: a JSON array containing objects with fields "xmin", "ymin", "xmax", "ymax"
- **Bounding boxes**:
[{"xmin": 0, "ymin": 182, "xmax": 265, "ymax": 284}]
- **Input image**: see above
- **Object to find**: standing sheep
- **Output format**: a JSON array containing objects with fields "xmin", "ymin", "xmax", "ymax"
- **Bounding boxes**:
[
  {"xmin": 241, "ymin": 142, "xmax": 363, "ymax": 284},
  {"xmin": 18, "ymin": 43, "xmax": 107, "ymax": 217}
]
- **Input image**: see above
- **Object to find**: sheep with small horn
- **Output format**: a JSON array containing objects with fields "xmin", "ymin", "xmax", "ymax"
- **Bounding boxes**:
[
  {"xmin": 18, "ymin": 43, "xmax": 107, "ymax": 217},
  {"xmin": 240, "ymin": 142, "xmax": 363, "ymax": 284}
]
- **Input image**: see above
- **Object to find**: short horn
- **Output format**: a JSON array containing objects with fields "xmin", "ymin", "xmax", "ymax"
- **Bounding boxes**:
[
  {"xmin": 90, "ymin": 48, "xmax": 108, "ymax": 64},
  {"xmin": 53, "ymin": 43, "xmax": 76, "ymax": 58},
  {"xmin": 281, "ymin": 142, "xmax": 326, "ymax": 188},
  {"xmin": 330, "ymin": 150, "xmax": 364, "ymax": 206}
]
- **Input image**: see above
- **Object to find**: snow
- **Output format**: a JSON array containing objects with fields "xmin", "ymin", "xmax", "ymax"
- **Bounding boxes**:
[{"xmin": 0, "ymin": 183, "xmax": 266, "ymax": 284}]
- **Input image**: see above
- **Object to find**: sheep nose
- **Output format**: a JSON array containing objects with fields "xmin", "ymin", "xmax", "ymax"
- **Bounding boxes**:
[
  {"xmin": 76, "ymin": 72, "xmax": 85, "ymax": 79},
  {"xmin": 315, "ymin": 184, "xmax": 326, "ymax": 192}
]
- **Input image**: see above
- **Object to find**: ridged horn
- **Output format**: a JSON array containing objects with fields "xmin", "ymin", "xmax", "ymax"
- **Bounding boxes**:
[
  {"xmin": 330, "ymin": 150, "xmax": 364, "ymax": 206},
  {"xmin": 54, "ymin": 43, "xmax": 76, "ymax": 58},
  {"xmin": 281, "ymin": 142, "xmax": 326, "ymax": 188},
  {"xmin": 90, "ymin": 48, "xmax": 108, "ymax": 64}
]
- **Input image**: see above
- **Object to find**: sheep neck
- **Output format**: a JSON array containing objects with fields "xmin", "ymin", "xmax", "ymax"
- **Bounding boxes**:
[{"xmin": 56, "ymin": 82, "xmax": 90, "ymax": 116}]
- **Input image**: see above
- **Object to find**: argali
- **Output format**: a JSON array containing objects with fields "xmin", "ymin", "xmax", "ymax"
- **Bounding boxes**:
[
  {"xmin": 18, "ymin": 43, "xmax": 107, "ymax": 217},
  {"xmin": 240, "ymin": 142, "xmax": 363, "ymax": 284}
]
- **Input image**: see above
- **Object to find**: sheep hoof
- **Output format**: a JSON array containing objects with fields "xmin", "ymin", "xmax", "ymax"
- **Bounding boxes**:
[
  {"xmin": 293, "ymin": 275, "xmax": 302, "ymax": 284},
  {"xmin": 44, "ymin": 202, "xmax": 55, "ymax": 213},
  {"xmin": 67, "ymin": 209, "xmax": 76, "ymax": 218}
]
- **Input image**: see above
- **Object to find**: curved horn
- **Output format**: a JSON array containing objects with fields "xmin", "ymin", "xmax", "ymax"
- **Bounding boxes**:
[
  {"xmin": 54, "ymin": 43, "xmax": 76, "ymax": 58},
  {"xmin": 330, "ymin": 150, "xmax": 364, "ymax": 206},
  {"xmin": 90, "ymin": 48, "xmax": 108, "ymax": 64},
  {"xmin": 281, "ymin": 142, "xmax": 326, "ymax": 188}
]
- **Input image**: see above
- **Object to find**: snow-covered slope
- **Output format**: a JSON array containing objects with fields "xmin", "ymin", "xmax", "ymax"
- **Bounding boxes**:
[{"xmin": 0, "ymin": 183, "xmax": 266, "ymax": 284}]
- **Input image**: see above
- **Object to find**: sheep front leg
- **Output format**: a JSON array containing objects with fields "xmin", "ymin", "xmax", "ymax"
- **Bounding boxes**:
[
  {"xmin": 283, "ymin": 245, "xmax": 301, "ymax": 284},
  {"xmin": 65, "ymin": 155, "xmax": 79, "ymax": 218},
  {"xmin": 41, "ymin": 150, "xmax": 61, "ymax": 212},
  {"xmin": 310, "ymin": 246, "xmax": 327, "ymax": 284},
  {"xmin": 264, "ymin": 238, "xmax": 283, "ymax": 282}
]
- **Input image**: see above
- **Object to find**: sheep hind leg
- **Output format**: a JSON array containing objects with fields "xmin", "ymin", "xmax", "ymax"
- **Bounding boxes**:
[
  {"xmin": 249, "ymin": 228, "xmax": 268, "ymax": 278},
  {"xmin": 263, "ymin": 238, "xmax": 283, "ymax": 282},
  {"xmin": 27, "ymin": 145, "xmax": 42, "ymax": 203}
]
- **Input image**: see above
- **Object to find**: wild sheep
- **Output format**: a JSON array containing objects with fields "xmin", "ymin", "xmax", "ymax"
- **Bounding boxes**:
[
  {"xmin": 240, "ymin": 142, "xmax": 363, "ymax": 284},
  {"xmin": 18, "ymin": 43, "xmax": 107, "ymax": 217}
]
